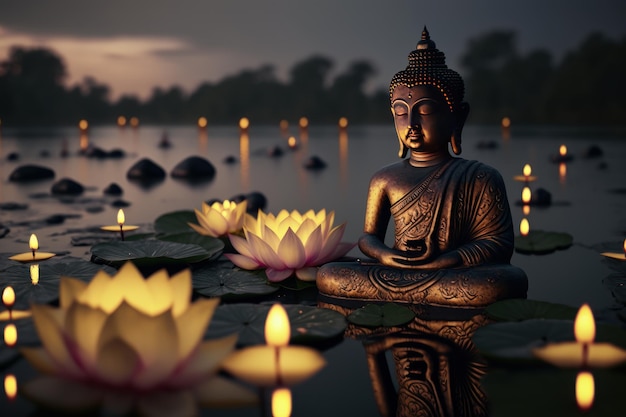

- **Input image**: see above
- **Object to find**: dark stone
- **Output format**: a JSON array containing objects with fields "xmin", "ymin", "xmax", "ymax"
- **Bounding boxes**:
[
  {"xmin": 9, "ymin": 164, "xmax": 55, "ymax": 182},
  {"xmin": 532, "ymin": 188, "xmax": 552, "ymax": 206},
  {"xmin": 7, "ymin": 152, "xmax": 19, "ymax": 161},
  {"xmin": 0, "ymin": 224, "xmax": 9, "ymax": 238},
  {"xmin": 0, "ymin": 202, "xmax": 28, "ymax": 210},
  {"xmin": 126, "ymin": 158, "xmax": 166, "ymax": 180},
  {"xmin": 103, "ymin": 183, "xmax": 123, "ymax": 196},
  {"xmin": 584, "ymin": 145, "xmax": 603, "ymax": 158},
  {"xmin": 85, "ymin": 146, "xmax": 108, "ymax": 159},
  {"xmin": 51, "ymin": 178, "xmax": 85, "ymax": 195},
  {"xmin": 268, "ymin": 145, "xmax": 284, "ymax": 157},
  {"xmin": 107, "ymin": 149, "xmax": 125, "ymax": 158},
  {"xmin": 223, "ymin": 155, "xmax": 238, "ymax": 164},
  {"xmin": 228, "ymin": 191, "xmax": 267, "ymax": 213},
  {"xmin": 111, "ymin": 199, "xmax": 131, "ymax": 207},
  {"xmin": 170, "ymin": 156, "xmax": 216, "ymax": 180},
  {"xmin": 304, "ymin": 155, "xmax": 327, "ymax": 170},
  {"xmin": 45, "ymin": 214, "xmax": 66, "ymax": 225}
]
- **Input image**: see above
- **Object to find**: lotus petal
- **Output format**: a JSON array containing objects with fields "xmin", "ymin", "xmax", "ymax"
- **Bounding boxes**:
[
  {"xmin": 224, "ymin": 253, "xmax": 264, "ymax": 270},
  {"xmin": 266, "ymin": 268, "xmax": 294, "ymax": 283}
]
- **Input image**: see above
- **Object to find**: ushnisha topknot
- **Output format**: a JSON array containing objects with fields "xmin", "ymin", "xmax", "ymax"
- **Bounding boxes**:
[{"xmin": 389, "ymin": 26, "xmax": 465, "ymax": 112}]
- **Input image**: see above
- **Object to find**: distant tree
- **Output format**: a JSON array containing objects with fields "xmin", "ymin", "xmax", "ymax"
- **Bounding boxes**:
[
  {"xmin": 328, "ymin": 60, "xmax": 376, "ymax": 123},
  {"xmin": 287, "ymin": 55, "xmax": 334, "ymax": 121}
]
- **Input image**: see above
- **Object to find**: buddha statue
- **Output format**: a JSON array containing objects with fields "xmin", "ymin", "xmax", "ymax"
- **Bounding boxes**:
[{"xmin": 317, "ymin": 28, "xmax": 528, "ymax": 307}]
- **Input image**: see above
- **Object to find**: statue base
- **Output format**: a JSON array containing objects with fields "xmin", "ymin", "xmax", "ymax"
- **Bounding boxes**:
[{"xmin": 317, "ymin": 261, "xmax": 528, "ymax": 308}]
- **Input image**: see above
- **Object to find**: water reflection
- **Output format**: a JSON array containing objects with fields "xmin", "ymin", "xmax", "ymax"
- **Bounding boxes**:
[
  {"xmin": 339, "ymin": 129, "xmax": 349, "ymax": 189},
  {"xmin": 240, "ymin": 132, "xmax": 250, "ymax": 191},
  {"xmin": 320, "ymin": 302, "xmax": 489, "ymax": 417}
]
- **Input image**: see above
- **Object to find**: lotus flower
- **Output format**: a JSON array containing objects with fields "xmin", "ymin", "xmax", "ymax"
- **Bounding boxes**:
[
  {"xmin": 225, "ymin": 209, "xmax": 354, "ymax": 282},
  {"xmin": 188, "ymin": 199, "xmax": 247, "ymax": 238},
  {"xmin": 20, "ymin": 262, "xmax": 256, "ymax": 417}
]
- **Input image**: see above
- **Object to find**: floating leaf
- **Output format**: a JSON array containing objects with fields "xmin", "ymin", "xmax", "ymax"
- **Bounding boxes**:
[
  {"xmin": 206, "ymin": 303, "xmax": 347, "ymax": 346},
  {"xmin": 153, "ymin": 210, "xmax": 196, "ymax": 234},
  {"xmin": 347, "ymin": 303, "xmax": 415, "ymax": 328},
  {"xmin": 472, "ymin": 319, "xmax": 574, "ymax": 364},
  {"xmin": 192, "ymin": 262, "xmax": 278, "ymax": 299},
  {"xmin": 0, "ymin": 261, "xmax": 116, "ymax": 309},
  {"xmin": 90, "ymin": 240, "xmax": 212, "ymax": 268},
  {"xmin": 514, "ymin": 230, "xmax": 573, "ymax": 255},
  {"xmin": 158, "ymin": 232, "xmax": 224, "ymax": 261},
  {"xmin": 486, "ymin": 299, "xmax": 578, "ymax": 322}
]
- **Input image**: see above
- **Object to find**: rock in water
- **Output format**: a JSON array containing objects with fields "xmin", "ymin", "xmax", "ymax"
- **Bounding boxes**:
[
  {"xmin": 51, "ymin": 178, "xmax": 85, "ymax": 195},
  {"xmin": 9, "ymin": 164, "xmax": 55, "ymax": 182},
  {"xmin": 126, "ymin": 158, "xmax": 166, "ymax": 180},
  {"xmin": 170, "ymin": 156, "xmax": 216, "ymax": 180}
]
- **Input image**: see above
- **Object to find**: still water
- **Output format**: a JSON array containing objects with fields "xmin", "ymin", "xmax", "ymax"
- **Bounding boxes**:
[{"xmin": 0, "ymin": 123, "xmax": 625, "ymax": 416}]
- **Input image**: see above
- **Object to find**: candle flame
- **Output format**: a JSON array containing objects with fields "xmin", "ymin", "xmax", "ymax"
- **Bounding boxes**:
[
  {"xmin": 523, "ymin": 164, "xmax": 532, "ymax": 177},
  {"xmin": 117, "ymin": 209, "xmax": 125, "ymax": 226},
  {"xmin": 501, "ymin": 117, "xmax": 511, "ymax": 128},
  {"xmin": 338, "ymin": 117, "xmax": 348, "ymax": 128},
  {"xmin": 299, "ymin": 117, "xmax": 309, "ymax": 129},
  {"xmin": 576, "ymin": 371, "xmax": 595, "ymax": 412},
  {"xmin": 30, "ymin": 264, "xmax": 40, "ymax": 285},
  {"xmin": 271, "ymin": 388, "xmax": 292, "ymax": 417},
  {"xmin": 265, "ymin": 303, "xmax": 290, "ymax": 347},
  {"xmin": 4, "ymin": 374, "xmax": 17, "ymax": 401},
  {"xmin": 197, "ymin": 117, "xmax": 208, "ymax": 128},
  {"xmin": 78, "ymin": 119, "xmax": 88, "ymax": 131},
  {"xmin": 239, "ymin": 117, "xmax": 250, "ymax": 130},
  {"xmin": 4, "ymin": 323, "xmax": 17, "ymax": 347},
  {"xmin": 559, "ymin": 144, "xmax": 567, "ymax": 156},
  {"xmin": 117, "ymin": 116, "xmax": 127, "ymax": 127},
  {"xmin": 279, "ymin": 119, "xmax": 289, "ymax": 131},
  {"xmin": 288, "ymin": 136, "xmax": 297, "ymax": 148},
  {"xmin": 130, "ymin": 117, "xmax": 139, "ymax": 127},
  {"xmin": 522, "ymin": 187, "xmax": 531, "ymax": 204},
  {"xmin": 520, "ymin": 218, "xmax": 529, "ymax": 236},
  {"xmin": 2, "ymin": 286, "xmax": 15, "ymax": 308},
  {"xmin": 574, "ymin": 303, "xmax": 595, "ymax": 344},
  {"xmin": 29, "ymin": 234, "xmax": 39, "ymax": 251}
]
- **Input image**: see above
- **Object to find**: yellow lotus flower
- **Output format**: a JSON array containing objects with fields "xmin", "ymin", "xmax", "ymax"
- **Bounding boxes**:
[
  {"xmin": 188, "ymin": 200, "xmax": 247, "ymax": 238},
  {"xmin": 20, "ymin": 262, "xmax": 256, "ymax": 416},
  {"xmin": 225, "ymin": 209, "xmax": 354, "ymax": 282}
]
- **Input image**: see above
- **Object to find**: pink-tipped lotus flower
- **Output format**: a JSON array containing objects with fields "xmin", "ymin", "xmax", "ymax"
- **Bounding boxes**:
[
  {"xmin": 188, "ymin": 200, "xmax": 247, "ymax": 238},
  {"xmin": 20, "ymin": 262, "xmax": 256, "ymax": 417},
  {"xmin": 225, "ymin": 209, "xmax": 354, "ymax": 282}
]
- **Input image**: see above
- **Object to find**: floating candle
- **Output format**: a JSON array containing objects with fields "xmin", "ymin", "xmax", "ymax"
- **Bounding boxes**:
[
  {"xmin": 222, "ymin": 303, "xmax": 326, "ymax": 387},
  {"xmin": 8, "ymin": 234, "xmax": 55, "ymax": 263},
  {"xmin": 100, "ymin": 209, "xmax": 139, "ymax": 240},
  {"xmin": 513, "ymin": 163, "xmax": 537, "ymax": 182},
  {"xmin": 600, "ymin": 238, "xmax": 626, "ymax": 261},
  {"xmin": 532, "ymin": 303, "xmax": 626, "ymax": 368}
]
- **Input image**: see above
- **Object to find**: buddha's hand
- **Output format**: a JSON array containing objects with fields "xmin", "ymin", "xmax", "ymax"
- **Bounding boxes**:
[{"xmin": 390, "ymin": 251, "xmax": 462, "ymax": 270}]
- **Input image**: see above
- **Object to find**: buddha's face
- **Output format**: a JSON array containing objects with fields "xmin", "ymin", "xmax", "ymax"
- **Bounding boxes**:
[{"xmin": 391, "ymin": 85, "xmax": 455, "ymax": 155}]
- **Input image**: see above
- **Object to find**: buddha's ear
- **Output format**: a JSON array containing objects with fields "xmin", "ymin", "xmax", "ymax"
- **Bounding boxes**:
[{"xmin": 451, "ymin": 102, "xmax": 469, "ymax": 155}]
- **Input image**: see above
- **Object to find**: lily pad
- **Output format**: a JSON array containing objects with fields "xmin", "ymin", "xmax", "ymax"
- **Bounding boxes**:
[
  {"xmin": 485, "ymin": 299, "xmax": 578, "ymax": 322},
  {"xmin": 0, "ymin": 261, "xmax": 116, "ymax": 309},
  {"xmin": 206, "ymin": 303, "xmax": 347, "ymax": 346},
  {"xmin": 514, "ymin": 230, "xmax": 573, "ymax": 254},
  {"xmin": 192, "ymin": 262, "xmax": 278, "ymax": 299},
  {"xmin": 603, "ymin": 272, "xmax": 626, "ymax": 305},
  {"xmin": 472, "ymin": 319, "xmax": 574, "ymax": 364},
  {"xmin": 153, "ymin": 210, "xmax": 196, "ymax": 234},
  {"xmin": 347, "ymin": 303, "xmax": 416, "ymax": 328},
  {"xmin": 90, "ymin": 240, "xmax": 212, "ymax": 268},
  {"xmin": 157, "ymin": 232, "xmax": 224, "ymax": 261}
]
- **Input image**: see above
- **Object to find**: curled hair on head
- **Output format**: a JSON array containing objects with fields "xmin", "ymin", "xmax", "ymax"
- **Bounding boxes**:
[{"xmin": 389, "ymin": 27, "xmax": 465, "ymax": 113}]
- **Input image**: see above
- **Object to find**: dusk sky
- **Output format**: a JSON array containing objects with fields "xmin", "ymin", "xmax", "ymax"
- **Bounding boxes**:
[{"xmin": 2, "ymin": 0, "xmax": 625, "ymax": 100}]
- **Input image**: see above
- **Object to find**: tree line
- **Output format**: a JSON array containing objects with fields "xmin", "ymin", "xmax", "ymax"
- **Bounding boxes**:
[{"xmin": 0, "ymin": 30, "xmax": 624, "ymax": 127}]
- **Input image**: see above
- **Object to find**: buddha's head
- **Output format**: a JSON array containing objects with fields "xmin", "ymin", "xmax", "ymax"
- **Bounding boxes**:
[{"xmin": 390, "ymin": 27, "xmax": 469, "ymax": 158}]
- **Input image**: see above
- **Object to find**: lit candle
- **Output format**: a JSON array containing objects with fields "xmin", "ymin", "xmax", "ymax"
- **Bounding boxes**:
[
  {"xmin": 559, "ymin": 144, "xmax": 567, "ymax": 158},
  {"xmin": 78, "ymin": 119, "xmax": 88, "ymax": 132},
  {"xmin": 117, "ymin": 116, "xmax": 127, "ymax": 127},
  {"xmin": 239, "ymin": 117, "xmax": 250, "ymax": 133},
  {"xmin": 2, "ymin": 286, "xmax": 15, "ymax": 310},
  {"xmin": 100, "ymin": 209, "xmax": 139, "ymax": 240},
  {"xmin": 600, "ymin": 238, "xmax": 626, "ymax": 261},
  {"xmin": 272, "ymin": 387, "xmax": 292, "ymax": 417},
  {"xmin": 3, "ymin": 374, "xmax": 17, "ymax": 402},
  {"xmin": 287, "ymin": 136, "xmax": 298, "ymax": 150},
  {"xmin": 298, "ymin": 117, "xmax": 309, "ymax": 130},
  {"xmin": 514, "ymin": 164, "xmax": 537, "ymax": 183},
  {"xmin": 197, "ymin": 117, "xmax": 208, "ymax": 129},
  {"xmin": 338, "ymin": 117, "xmax": 348, "ymax": 129},
  {"xmin": 4, "ymin": 323, "xmax": 17, "ymax": 347},
  {"xmin": 532, "ymin": 303, "xmax": 626, "ymax": 368},
  {"xmin": 222, "ymin": 303, "xmax": 326, "ymax": 387},
  {"xmin": 8, "ymin": 234, "xmax": 55, "ymax": 263}
]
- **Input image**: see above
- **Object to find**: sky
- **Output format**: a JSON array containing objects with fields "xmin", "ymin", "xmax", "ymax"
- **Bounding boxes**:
[{"xmin": 1, "ymin": 0, "xmax": 625, "ymax": 101}]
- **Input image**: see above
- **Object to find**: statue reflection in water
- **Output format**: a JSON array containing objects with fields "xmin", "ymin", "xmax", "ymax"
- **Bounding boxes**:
[{"xmin": 321, "ymin": 303, "xmax": 490, "ymax": 417}]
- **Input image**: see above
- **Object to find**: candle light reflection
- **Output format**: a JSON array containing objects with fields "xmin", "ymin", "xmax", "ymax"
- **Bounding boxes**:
[
  {"xmin": 272, "ymin": 387, "xmax": 292, "ymax": 417},
  {"xmin": 3, "ymin": 374, "xmax": 17, "ymax": 402},
  {"xmin": 575, "ymin": 371, "xmax": 595, "ymax": 412},
  {"xmin": 4, "ymin": 323, "xmax": 17, "ymax": 347}
]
